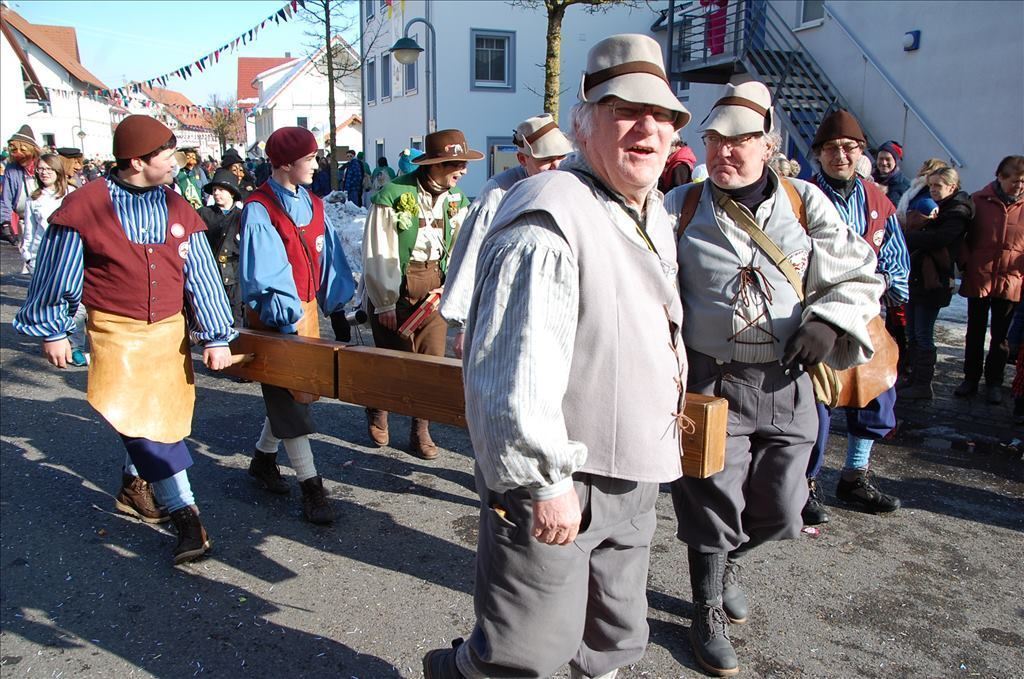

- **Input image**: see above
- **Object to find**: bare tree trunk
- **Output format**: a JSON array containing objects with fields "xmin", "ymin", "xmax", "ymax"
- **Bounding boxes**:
[
  {"xmin": 325, "ymin": 3, "xmax": 339, "ymax": 191},
  {"xmin": 544, "ymin": 1, "xmax": 567, "ymax": 120}
]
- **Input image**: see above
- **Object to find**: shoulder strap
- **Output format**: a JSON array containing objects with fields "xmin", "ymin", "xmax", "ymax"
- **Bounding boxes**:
[
  {"xmin": 779, "ymin": 177, "xmax": 807, "ymax": 231},
  {"xmin": 717, "ymin": 193, "xmax": 806, "ymax": 304},
  {"xmin": 675, "ymin": 182, "xmax": 705, "ymax": 239}
]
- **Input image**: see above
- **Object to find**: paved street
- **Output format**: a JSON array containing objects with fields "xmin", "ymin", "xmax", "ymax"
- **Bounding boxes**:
[{"xmin": 1, "ymin": 241, "xmax": 1021, "ymax": 679}]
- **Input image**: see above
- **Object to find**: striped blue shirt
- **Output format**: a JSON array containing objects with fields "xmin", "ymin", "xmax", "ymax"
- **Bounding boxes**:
[
  {"xmin": 814, "ymin": 174, "xmax": 910, "ymax": 305},
  {"xmin": 13, "ymin": 179, "xmax": 238, "ymax": 346},
  {"xmin": 239, "ymin": 178, "xmax": 355, "ymax": 334}
]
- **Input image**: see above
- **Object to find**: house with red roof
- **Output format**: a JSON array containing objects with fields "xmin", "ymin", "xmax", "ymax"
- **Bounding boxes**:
[
  {"xmin": 240, "ymin": 36, "xmax": 361, "ymax": 158},
  {"xmin": 134, "ymin": 86, "xmax": 220, "ymax": 160},
  {"xmin": 0, "ymin": 5, "xmax": 116, "ymax": 158}
]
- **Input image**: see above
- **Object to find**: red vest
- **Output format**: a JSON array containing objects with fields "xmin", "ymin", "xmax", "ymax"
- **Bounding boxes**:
[
  {"xmin": 859, "ymin": 180, "xmax": 896, "ymax": 256},
  {"xmin": 48, "ymin": 179, "xmax": 206, "ymax": 323},
  {"xmin": 244, "ymin": 183, "xmax": 324, "ymax": 302}
]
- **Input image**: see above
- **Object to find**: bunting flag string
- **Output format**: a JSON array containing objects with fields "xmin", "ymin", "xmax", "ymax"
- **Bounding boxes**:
[
  {"xmin": 92, "ymin": 0, "xmax": 307, "ymax": 100},
  {"xmin": 43, "ymin": 86, "xmax": 247, "ymax": 118}
]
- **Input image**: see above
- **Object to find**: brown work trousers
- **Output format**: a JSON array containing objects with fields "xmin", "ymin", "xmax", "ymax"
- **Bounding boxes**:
[{"xmin": 369, "ymin": 260, "xmax": 447, "ymax": 356}]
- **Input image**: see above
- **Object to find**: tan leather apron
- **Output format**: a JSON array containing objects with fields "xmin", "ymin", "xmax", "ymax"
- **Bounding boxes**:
[{"xmin": 86, "ymin": 309, "xmax": 194, "ymax": 443}]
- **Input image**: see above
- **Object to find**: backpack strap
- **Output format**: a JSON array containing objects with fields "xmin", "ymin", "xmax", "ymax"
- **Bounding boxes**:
[
  {"xmin": 675, "ymin": 183, "xmax": 705, "ymax": 239},
  {"xmin": 779, "ymin": 177, "xmax": 808, "ymax": 231}
]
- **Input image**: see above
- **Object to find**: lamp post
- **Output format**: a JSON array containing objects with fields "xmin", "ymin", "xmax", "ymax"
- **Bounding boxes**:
[{"xmin": 390, "ymin": 18, "xmax": 437, "ymax": 134}]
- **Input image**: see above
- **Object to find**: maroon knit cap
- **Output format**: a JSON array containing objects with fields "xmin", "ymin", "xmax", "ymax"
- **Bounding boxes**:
[
  {"xmin": 265, "ymin": 127, "xmax": 318, "ymax": 167},
  {"xmin": 812, "ymin": 110, "xmax": 866, "ymax": 149},
  {"xmin": 112, "ymin": 115, "xmax": 174, "ymax": 160}
]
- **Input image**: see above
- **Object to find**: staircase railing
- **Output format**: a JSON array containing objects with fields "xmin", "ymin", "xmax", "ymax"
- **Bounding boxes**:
[{"xmin": 821, "ymin": 2, "xmax": 962, "ymax": 167}]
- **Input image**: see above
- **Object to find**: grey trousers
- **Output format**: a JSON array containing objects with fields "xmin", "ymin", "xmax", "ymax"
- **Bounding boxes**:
[
  {"xmin": 456, "ymin": 466, "xmax": 659, "ymax": 679},
  {"xmin": 671, "ymin": 351, "xmax": 817, "ymax": 553}
]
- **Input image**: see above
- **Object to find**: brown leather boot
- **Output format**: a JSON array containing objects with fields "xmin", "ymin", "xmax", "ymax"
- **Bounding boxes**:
[
  {"xmin": 365, "ymin": 408, "xmax": 389, "ymax": 447},
  {"xmin": 409, "ymin": 418, "xmax": 439, "ymax": 460},
  {"xmin": 114, "ymin": 473, "xmax": 169, "ymax": 524},
  {"xmin": 169, "ymin": 506, "xmax": 212, "ymax": 565},
  {"xmin": 298, "ymin": 475, "xmax": 335, "ymax": 524}
]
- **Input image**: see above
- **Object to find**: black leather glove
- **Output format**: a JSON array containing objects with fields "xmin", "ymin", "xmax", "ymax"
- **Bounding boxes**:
[{"xmin": 783, "ymin": 320, "xmax": 839, "ymax": 370}]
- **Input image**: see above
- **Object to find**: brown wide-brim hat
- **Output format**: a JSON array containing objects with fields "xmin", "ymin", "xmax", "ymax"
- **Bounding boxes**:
[
  {"xmin": 701, "ymin": 81, "xmax": 774, "ymax": 137},
  {"xmin": 812, "ymin": 109, "xmax": 866, "ymax": 150},
  {"xmin": 413, "ymin": 129, "xmax": 484, "ymax": 165},
  {"xmin": 113, "ymin": 115, "xmax": 174, "ymax": 160},
  {"xmin": 513, "ymin": 114, "xmax": 573, "ymax": 159},
  {"xmin": 578, "ymin": 33, "xmax": 690, "ymax": 130}
]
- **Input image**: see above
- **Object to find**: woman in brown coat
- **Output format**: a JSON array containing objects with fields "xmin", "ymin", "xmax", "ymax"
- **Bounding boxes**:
[{"xmin": 954, "ymin": 155, "xmax": 1024, "ymax": 404}]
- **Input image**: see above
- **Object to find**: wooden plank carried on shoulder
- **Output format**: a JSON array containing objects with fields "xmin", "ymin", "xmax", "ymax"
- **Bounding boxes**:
[{"xmin": 220, "ymin": 329, "xmax": 727, "ymax": 477}]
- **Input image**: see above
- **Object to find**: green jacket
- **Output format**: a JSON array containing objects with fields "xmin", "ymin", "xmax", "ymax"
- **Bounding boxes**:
[{"xmin": 372, "ymin": 172, "xmax": 469, "ymax": 275}]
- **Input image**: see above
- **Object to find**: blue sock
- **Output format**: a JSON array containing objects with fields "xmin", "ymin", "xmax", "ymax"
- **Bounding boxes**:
[
  {"xmin": 150, "ymin": 470, "xmax": 195, "ymax": 513},
  {"xmin": 123, "ymin": 453, "xmax": 139, "ymax": 478},
  {"xmin": 844, "ymin": 435, "xmax": 874, "ymax": 471}
]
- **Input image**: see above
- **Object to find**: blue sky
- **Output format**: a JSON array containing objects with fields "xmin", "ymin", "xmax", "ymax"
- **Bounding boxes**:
[{"xmin": 9, "ymin": 0, "xmax": 362, "ymax": 105}]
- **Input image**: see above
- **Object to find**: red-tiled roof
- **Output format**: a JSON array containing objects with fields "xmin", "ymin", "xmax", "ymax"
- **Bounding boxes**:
[
  {"xmin": 0, "ymin": 7, "xmax": 106, "ymax": 90},
  {"xmin": 237, "ymin": 57, "xmax": 294, "ymax": 104},
  {"xmin": 141, "ymin": 86, "xmax": 211, "ymax": 130}
]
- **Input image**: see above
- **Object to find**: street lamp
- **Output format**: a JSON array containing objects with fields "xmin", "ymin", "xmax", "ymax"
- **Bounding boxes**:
[{"xmin": 389, "ymin": 18, "xmax": 437, "ymax": 133}]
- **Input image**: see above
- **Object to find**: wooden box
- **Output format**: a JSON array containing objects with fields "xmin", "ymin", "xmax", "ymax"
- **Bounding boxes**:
[{"xmin": 681, "ymin": 394, "xmax": 728, "ymax": 478}]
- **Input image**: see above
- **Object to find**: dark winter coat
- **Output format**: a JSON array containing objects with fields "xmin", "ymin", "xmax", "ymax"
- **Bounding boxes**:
[
  {"xmin": 959, "ymin": 182, "xmax": 1023, "ymax": 302},
  {"xmin": 905, "ymin": 189, "xmax": 974, "ymax": 306}
]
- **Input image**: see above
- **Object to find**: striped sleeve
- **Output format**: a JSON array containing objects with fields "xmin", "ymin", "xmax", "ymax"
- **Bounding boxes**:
[
  {"xmin": 878, "ymin": 213, "xmax": 910, "ymax": 305},
  {"xmin": 463, "ymin": 213, "xmax": 587, "ymax": 500},
  {"xmin": 12, "ymin": 225, "xmax": 84, "ymax": 341},
  {"xmin": 183, "ymin": 231, "xmax": 238, "ymax": 346}
]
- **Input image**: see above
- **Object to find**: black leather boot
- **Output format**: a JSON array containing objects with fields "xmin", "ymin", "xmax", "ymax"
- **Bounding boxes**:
[
  {"xmin": 836, "ymin": 468, "xmax": 900, "ymax": 514},
  {"xmin": 801, "ymin": 477, "xmax": 830, "ymax": 525},
  {"xmin": 298, "ymin": 475, "xmax": 334, "ymax": 524},
  {"xmin": 688, "ymin": 548, "xmax": 738, "ymax": 676},
  {"xmin": 248, "ymin": 451, "xmax": 290, "ymax": 494},
  {"xmin": 422, "ymin": 638, "xmax": 465, "ymax": 678},
  {"xmin": 169, "ymin": 506, "xmax": 212, "ymax": 565},
  {"xmin": 722, "ymin": 558, "xmax": 748, "ymax": 624}
]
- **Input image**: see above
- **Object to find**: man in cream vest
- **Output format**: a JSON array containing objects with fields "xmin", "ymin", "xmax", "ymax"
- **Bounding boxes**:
[
  {"xmin": 422, "ymin": 34, "xmax": 690, "ymax": 679},
  {"xmin": 665, "ymin": 82, "xmax": 883, "ymax": 676}
]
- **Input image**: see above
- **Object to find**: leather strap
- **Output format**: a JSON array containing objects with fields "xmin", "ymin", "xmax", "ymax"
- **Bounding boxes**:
[
  {"xmin": 675, "ymin": 183, "xmax": 705, "ymax": 239},
  {"xmin": 524, "ymin": 121, "xmax": 558, "ymax": 145},
  {"xmin": 713, "ymin": 95, "xmax": 768, "ymax": 116},
  {"xmin": 583, "ymin": 61, "xmax": 667, "ymax": 92}
]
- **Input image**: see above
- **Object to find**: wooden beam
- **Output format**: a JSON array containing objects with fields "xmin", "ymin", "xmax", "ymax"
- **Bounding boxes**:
[{"xmin": 221, "ymin": 329, "xmax": 727, "ymax": 477}]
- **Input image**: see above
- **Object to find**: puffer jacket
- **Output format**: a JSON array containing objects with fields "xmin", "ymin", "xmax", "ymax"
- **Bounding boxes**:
[
  {"xmin": 959, "ymin": 182, "xmax": 1023, "ymax": 302},
  {"xmin": 905, "ymin": 189, "xmax": 974, "ymax": 306}
]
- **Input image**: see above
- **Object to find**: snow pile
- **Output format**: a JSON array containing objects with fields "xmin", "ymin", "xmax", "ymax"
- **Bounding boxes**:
[{"xmin": 323, "ymin": 191, "xmax": 367, "ymax": 275}]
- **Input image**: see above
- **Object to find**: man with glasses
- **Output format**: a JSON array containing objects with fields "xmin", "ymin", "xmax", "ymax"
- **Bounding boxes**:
[
  {"xmin": 803, "ymin": 110, "xmax": 909, "ymax": 526},
  {"xmin": 440, "ymin": 113, "xmax": 573, "ymax": 358},
  {"xmin": 664, "ymin": 82, "xmax": 883, "ymax": 676},
  {"xmin": 361, "ymin": 129, "xmax": 479, "ymax": 459},
  {"xmin": 422, "ymin": 34, "xmax": 689, "ymax": 679}
]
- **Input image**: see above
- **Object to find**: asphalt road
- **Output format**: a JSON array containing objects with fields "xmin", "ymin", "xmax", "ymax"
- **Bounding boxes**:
[{"xmin": 1, "ymin": 241, "xmax": 1021, "ymax": 678}]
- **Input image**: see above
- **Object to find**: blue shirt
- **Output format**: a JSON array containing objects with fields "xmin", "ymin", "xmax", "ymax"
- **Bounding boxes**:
[
  {"xmin": 13, "ymin": 179, "xmax": 238, "ymax": 346},
  {"xmin": 239, "ymin": 178, "xmax": 355, "ymax": 334},
  {"xmin": 814, "ymin": 174, "xmax": 911, "ymax": 306}
]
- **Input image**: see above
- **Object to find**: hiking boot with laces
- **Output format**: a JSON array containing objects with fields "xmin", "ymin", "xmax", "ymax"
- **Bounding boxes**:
[
  {"xmin": 690, "ymin": 603, "xmax": 738, "ymax": 677},
  {"xmin": 114, "ymin": 473, "xmax": 169, "ymax": 524},
  {"xmin": 836, "ymin": 469, "xmax": 900, "ymax": 514},
  {"xmin": 802, "ymin": 477, "xmax": 830, "ymax": 525},
  {"xmin": 299, "ymin": 475, "xmax": 334, "ymax": 524},
  {"xmin": 248, "ymin": 451, "xmax": 290, "ymax": 494},
  {"xmin": 169, "ymin": 505, "xmax": 212, "ymax": 565},
  {"xmin": 722, "ymin": 560, "xmax": 748, "ymax": 624},
  {"xmin": 422, "ymin": 637, "xmax": 465, "ymax": 679}
]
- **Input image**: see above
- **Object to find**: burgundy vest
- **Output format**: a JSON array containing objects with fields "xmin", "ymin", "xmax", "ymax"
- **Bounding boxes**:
[
  {"xmin": 48, "ymin": 179, "xmax": 206, "ymax": 323},
  {"xmin": 815, "ymin": 176, "xmax": 895, "ymax": 255},
  {"xmin": 243, "ymin": 183, "xmax": 325, "ymax": 302}
]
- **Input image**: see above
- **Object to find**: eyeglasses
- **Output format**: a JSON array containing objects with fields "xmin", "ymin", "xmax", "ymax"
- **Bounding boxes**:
[
  {"xmin": 701, "ymin": 132, "xmax": 763, "ymax": 151},
  {"xmin": 820, "ymin": 141, "xmax": 862, "ymax": 157},
  {"xmin": 36, "ymin": 166, "xmax": 57, "ymax": 174},
  {"xmin": 600, "ymin": 100, "xmax": 677, "ymax": 125}
]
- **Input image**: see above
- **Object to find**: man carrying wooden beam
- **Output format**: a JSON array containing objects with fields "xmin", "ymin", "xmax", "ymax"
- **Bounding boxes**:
[
  {"xmin": 361, "ymin": 129, "xmax": 480, "ymax": 459},
  {"xmin": 423, "ymin": 34, "xmax": 692, "ymax": 679},
  {"xmin": 238, "ymin": 126, "xmax": 356, "ymax": 525}
]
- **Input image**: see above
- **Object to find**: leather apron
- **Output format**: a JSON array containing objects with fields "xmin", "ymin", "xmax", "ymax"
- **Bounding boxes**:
[{"xmin": 86, "ymin": 309, "xmax": 194, "ymax": 443}]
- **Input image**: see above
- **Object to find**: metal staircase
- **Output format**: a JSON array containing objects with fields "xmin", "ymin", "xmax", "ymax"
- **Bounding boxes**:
[{"xmin": 666, "ymin": 0, "xmax": 874, "ymax": 160}]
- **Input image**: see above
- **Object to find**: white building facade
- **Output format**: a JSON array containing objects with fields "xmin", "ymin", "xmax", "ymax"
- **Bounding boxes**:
[
  {"xmin": 360, "ymin": 0, "xmax": 671, "ymax": 197},
  {"xmin": 667, "ymin": 0, "xmax": 1023, "ymax": 193},
  {"xmin": 249, "ymin": 39, "xmax": 363, "ymax": 155}
]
